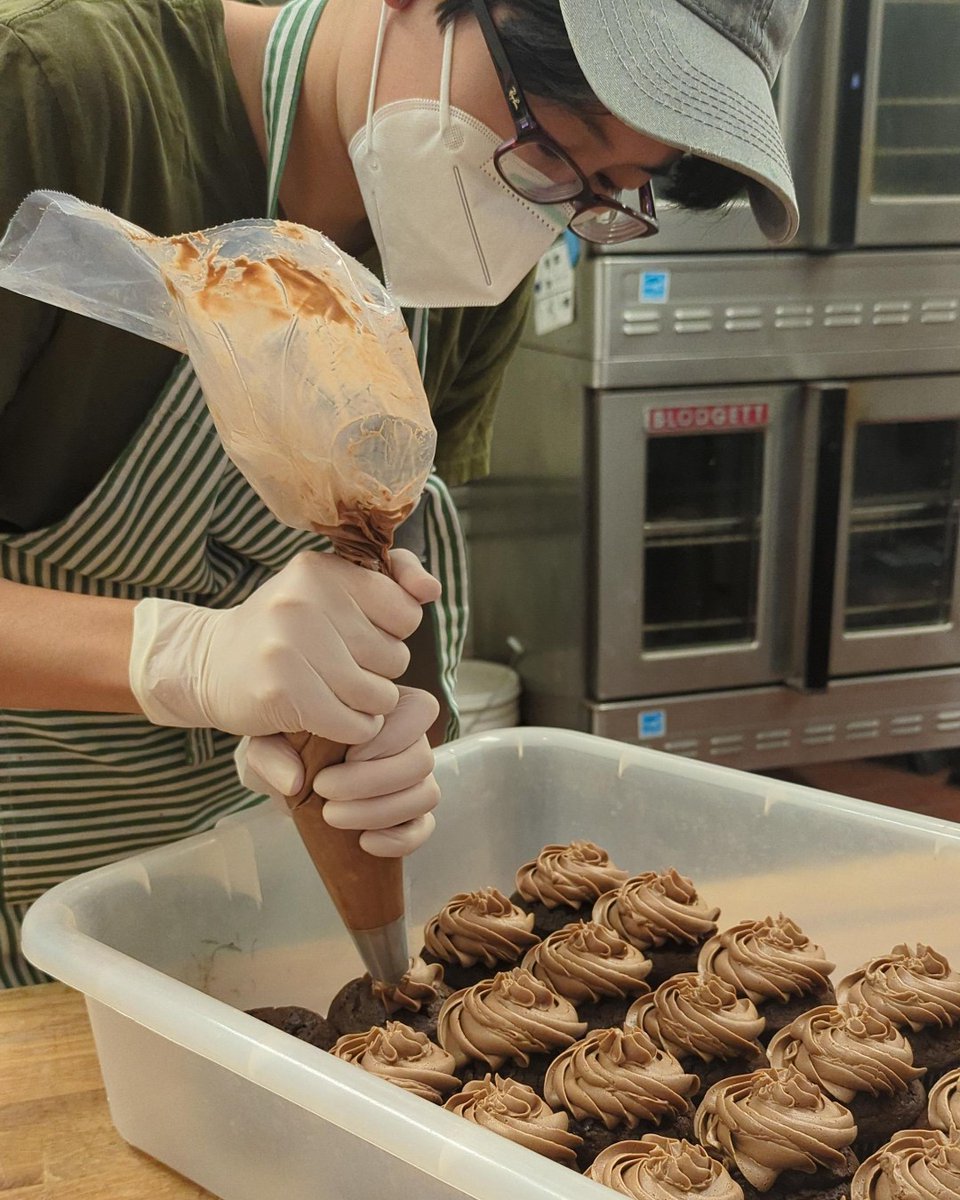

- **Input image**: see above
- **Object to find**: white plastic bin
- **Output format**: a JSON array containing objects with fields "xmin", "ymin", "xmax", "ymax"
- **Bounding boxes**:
[
  {"xmin": 454, "ymin": 658, "xmax": 521, "ymax": 733},
  {"xmin": 21, "ymin": 729, "xmax": 960, "ymax": 1200}
]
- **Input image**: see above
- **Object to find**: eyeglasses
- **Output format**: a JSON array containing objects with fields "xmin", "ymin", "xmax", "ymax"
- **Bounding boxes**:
[{"xmin": 470, "ymin": 0, "xmax": 658, "ymax": 244}]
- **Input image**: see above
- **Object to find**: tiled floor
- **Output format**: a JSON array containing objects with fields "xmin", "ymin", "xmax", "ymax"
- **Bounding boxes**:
[{"xmin": 759, "ymin": 754, "xmax": 960, "ymax": 824}]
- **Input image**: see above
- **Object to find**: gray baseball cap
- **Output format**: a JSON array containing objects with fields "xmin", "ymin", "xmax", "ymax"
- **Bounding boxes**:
[{"xmin": 558, "ymin": 0, "xmax": 809, "ymax": 243}]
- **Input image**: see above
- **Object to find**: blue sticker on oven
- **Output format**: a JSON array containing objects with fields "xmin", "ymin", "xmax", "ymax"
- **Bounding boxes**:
[
  {"xmin": 639, "ymin": 709, "xmax": 666, "ymax": 739},
  {"xmin": 639, "ymin": 271, "xmax": 669, "ymax": 303}
]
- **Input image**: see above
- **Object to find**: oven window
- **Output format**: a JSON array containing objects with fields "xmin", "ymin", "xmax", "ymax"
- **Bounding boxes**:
[
  {"xmin": 643, "ymin": 431, "xmax": 764, "ymax": 652},
  {"xmin": 871, "ymin": 0, "xmax": 960, "ymax": 198},
  {"xmin": 845, "ymin": 420, "xmax": 960, "ymax": 631}
]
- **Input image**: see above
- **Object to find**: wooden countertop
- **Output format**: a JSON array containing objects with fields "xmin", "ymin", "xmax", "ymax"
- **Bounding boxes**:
[{"xmin": 0, "ymin": 983, "xmax": 213, "ymax": 1199}]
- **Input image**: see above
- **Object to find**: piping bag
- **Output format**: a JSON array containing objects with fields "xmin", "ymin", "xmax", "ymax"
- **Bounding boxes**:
[{"xmin": 0, "ymin": 191, "xmax": 438, "ymax": 984}]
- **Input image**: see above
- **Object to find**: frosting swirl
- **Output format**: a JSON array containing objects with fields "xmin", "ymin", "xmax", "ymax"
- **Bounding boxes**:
[
  {"xmin": 928, "ymin": 1067, "xmax": 960, "ymax": 1135},
  {"xmin": 593, "ymin": 869, "xmax": 720, "ymax": 950},
  {"xmin": 444, "ymin": 1075, "xmax": 582, "ymax": 1165},
  {"xmin": 437, "ymin": 967, "xmax": 586, "ymax": 1069},
  {"xmin": 515, "ymin": 841, "xmax": 629, "ymax": 911},
  {"xmin": 836, "ymin": 944, "xmax": 960, "ymax": 1033},
  {"xmin": 694, "ymin": 1066, "xmax": 856, "ymax": 1192},
  {"xmin": 627, "ymin": 973, "xmax": 765, "ymax": 1064},
  {"xmin": 544, "ymin": 1027, "xmax": 699, "ymax": 1130},
  {"xmin": 767, "ymin": 1003, "xmax": 925, "ymax": 1102},
  {"xmin": 585, "ymin": 1136, "xmax": 745, "ymax": 1200},
  {"xmin": 851, "ymin": 1128, "xmax": 960, "ymax": 1200},
  {"xmin": 521, "ymin": 921, "xmax": 652, "ymax": 1004},
  {"xmin": 370, "ymin": 957, "xmax": 445, "ymax": 1015},
  {"xmin": 697, "ymin": 915, "xmax": 835, "ymax": 1003},
  {"xmin": 330, "ymin": 1021, "xmax": 460, "ymax": 1104},
  {"xmin": 422, "ymin": 888, "xmax": 539, "ymax": 968}
]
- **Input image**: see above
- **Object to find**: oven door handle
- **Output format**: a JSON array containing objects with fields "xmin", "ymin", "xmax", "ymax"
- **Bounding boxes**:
[{"xmin": 801, "ymin": 385, "xmax": 848, "ymax": 692}]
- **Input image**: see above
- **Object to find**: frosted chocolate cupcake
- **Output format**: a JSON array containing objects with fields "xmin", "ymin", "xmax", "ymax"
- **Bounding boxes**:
[
  {"xmin": 521, "ymin": 920, "xmax": 653, "ymax": 1030},
  {"xmin": 593, "ymin": 869, "xmax": 721, "ymax": 987},
  {"xmin": 327, "ymin": 958, "xmax": 452, "ymax": 1041},
  {"xmin": 850, "ymin": 1128, "xmax": 960, "ymax": 1200},
  {"xmin": 697, "ymin": 915, "xmax": 836, "ymax": 1042},
  {"xmin": 437, "ymin": 966, "xmax": 587, "ymax": 1090},
  {"xmin": 420, "ymin": 887, "xmax": 540, "ymax": 990},
  {"xmin": 512, "ymin": 841, "xmax": 629, "ymax": 935},
  {"xmin": 694, "ymin": 1066, "xmax": 858, "ymax": 1200},
  {"xmin": 585, "ymin": 1135, "xmax": 745, "ymax": 1200},
  {"xmin": 626, "ymin": 972, "xmax": 767, "ymax": 1099},
  {"xmin": 837, "ymin": 944, "xmax": 960, "ymax": 1081},
  {"xmin": 928, "ymin": 1066, "xmax": 960, "ymax": 1135},
  {"xmin": 330, "ymin": 1021, "xmax": 461, "ymax": 1104},
  {"xmin": 443, "ymin": 1075, "xmax": 582, "ymax": 1167},
  {"xmin": 246, "ymin": 1005, "xmax": 337, "ymax": 1050},
  {"xmin": 544, "ymin": 1026, "xmax": 699, "ymax": 1172},
  {"xmin": 767, "ymin": 1003, "xmax": 926, "ymax": 1156}
]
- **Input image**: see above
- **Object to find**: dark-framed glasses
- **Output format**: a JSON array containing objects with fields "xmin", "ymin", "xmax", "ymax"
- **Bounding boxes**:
[{"xmin": 470, "ymin": 0, "xmax": 658, "ymax": 244}]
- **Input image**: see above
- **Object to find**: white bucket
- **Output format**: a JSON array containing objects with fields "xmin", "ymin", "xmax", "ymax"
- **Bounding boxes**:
[{"xmin": 454, "ymin": 659, "xmax": 521, "ymax": 734}]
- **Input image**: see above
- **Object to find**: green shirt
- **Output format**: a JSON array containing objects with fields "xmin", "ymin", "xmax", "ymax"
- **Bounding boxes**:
[{"xmin": 0, "ymin": 0, "xmax": 532, "ymax": 533}]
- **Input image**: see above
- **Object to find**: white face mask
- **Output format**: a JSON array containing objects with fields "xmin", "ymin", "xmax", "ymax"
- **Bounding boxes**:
[{"xmin": 348, "ymin": 5, "xmax": 568, "ymax": 309}]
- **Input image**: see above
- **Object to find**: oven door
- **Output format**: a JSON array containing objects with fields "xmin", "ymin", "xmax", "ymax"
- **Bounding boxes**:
[
  {"xmin": 846, "ymin": 0, "xmax": 960, "ymax": 246},
  {"xmin": 829, "ymin": 375, "xmax": 960, "ymax": 675},
  {"xmin": 592, "ymin": 385, "xmax": 802, "ymax": 699}
]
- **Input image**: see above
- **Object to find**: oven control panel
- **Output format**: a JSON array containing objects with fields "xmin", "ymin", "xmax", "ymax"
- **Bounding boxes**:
[{"xmin": 536, "ymin": 249, "xmax": 960, "ymax": 388}]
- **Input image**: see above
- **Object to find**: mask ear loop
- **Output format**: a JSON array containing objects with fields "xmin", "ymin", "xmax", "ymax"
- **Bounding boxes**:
[
  {"xmin": 365, "ymin": 3, "xmax": 391, "ymax": 147},
  {"xmin": 439, "ymin": 21, "xmax": 456, "ymax": 146}
]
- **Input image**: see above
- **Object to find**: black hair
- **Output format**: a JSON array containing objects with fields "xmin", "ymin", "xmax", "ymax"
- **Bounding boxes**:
[{"xmin": 435, "ymin": 0, "xmax": 747, "ymax": 214}]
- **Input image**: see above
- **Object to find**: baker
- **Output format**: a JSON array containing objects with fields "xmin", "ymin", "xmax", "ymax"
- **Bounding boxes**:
[{"xmin": 0, "ymin": 0, "xmax": 807, "ymax": 985}]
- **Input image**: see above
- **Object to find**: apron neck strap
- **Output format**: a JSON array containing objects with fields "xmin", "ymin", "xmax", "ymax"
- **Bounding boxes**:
[
  {"xmin": 260, "ymin": 0, "xmax": 430, "ymax": 378},
  {"xmin": 262, "ymin": 0, "xmax": 329, "ymax": 217}
]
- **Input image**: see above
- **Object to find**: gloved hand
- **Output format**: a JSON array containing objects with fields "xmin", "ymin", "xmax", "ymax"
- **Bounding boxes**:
[
  {"xmin": 235, "ymin": 686, "xmax": 441, "ymax": 857},
  {"xmin": 129, "ymin": 549, "xmax": 441, "ymax": 743}
]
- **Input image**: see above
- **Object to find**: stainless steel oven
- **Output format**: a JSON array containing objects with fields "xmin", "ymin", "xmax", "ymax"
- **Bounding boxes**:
[
  {"xmin": 623, "ymin": 0, "xmax": 960, "ymax": 253},
  {"xmin": 466, "ymin": 251, "xmax": 960, "ymax": 771}
]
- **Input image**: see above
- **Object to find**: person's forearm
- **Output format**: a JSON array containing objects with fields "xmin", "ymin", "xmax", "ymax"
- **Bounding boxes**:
[{"xmin": 0, "ymin": 578, "xmax": 140, "ymax": 713}]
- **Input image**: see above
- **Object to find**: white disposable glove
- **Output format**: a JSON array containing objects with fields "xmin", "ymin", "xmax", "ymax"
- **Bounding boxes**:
[
  {"xmin": 129, "ymin": 549, "xmax": 441, "ymax": 744},
  {"xmin": 235, "ymin": 686, "xmax": 441, "ymax": 857}
]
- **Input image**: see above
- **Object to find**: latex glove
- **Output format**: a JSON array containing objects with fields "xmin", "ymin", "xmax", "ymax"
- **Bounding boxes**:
[
  {"xmin": 129, "ymin": 549, "xmax": 441, "ymax": 743},
  {"xmin": 235, "ymin": 686, "xmax": 441, "ymax": 857}
]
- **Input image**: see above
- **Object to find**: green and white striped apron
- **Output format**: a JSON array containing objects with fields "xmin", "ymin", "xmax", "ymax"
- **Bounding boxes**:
[{"xmin": 0, "ymin": 0, "xmax": 468, "ymax": 987}]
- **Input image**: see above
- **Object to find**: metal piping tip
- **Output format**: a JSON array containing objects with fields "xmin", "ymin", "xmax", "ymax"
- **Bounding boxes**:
[{"xmin": 350, "ymin": 914, "xmax": 410, "ymax": 986}]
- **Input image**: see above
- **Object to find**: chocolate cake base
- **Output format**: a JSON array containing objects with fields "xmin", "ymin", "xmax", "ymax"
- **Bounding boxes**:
[
  {"xmin": 719, "ymin": 1148, "xmax": 858, "ymax": 1200},
  {"xmin": 681, "ymin": 1048, "xmax": 769, "ymax": 1101},
  {"xmin": 570, "ymin": 1112, "xmax": 694, "ymax": 1173},
  {"xmin": 509, "ymin": 891, "xmax": 588, "ymax": 936},
  {"xmin": 643, "ymin": 943, "xmax": 706, "ymax": 988},
  {"xmin": 756, "ymin": 982, "xmax": 838, "ymax": 1045},
  {"xmin": 419, "ymin": 949, "xmax": 511, "ymax": 993},
  {"xmin": 849, "ymin": 1077, "xmax": 927, "ymax": 1158},
  {"xmin": 326, "ymin": 976, "xmax": 452, "ymax": 1040},
  {"xmin": 905, "ymin": 1021, "xmax": 960, "ymax": 1083},
  {"xmin": 246, "ymin": 1006, "xmax": 337, "ymax": 1051},
  {"xmin": 457, "ymin": 1050, "xmax": 556, "ymax": 1095}
]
